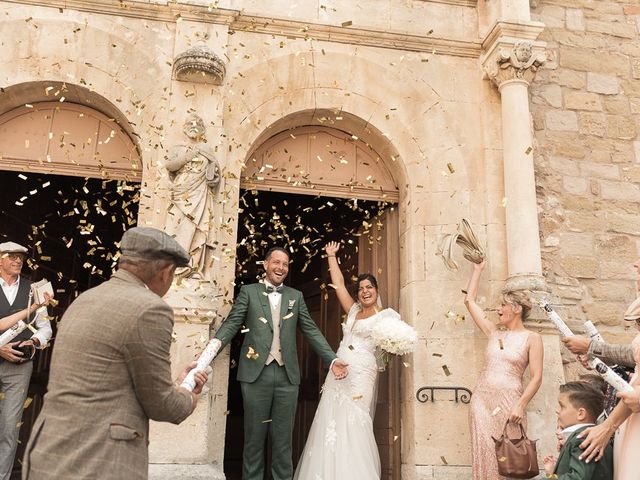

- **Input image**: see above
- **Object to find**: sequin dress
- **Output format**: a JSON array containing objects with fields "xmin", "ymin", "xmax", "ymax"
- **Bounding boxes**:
[
  {"xmin": 470, "ymin": 329, "xmax": 532, "ymax": 480},
  {"xmin": 293, "ymin": 305, "xmax": 398, "ymax": 480},
  {"xmin": 613, "ymin": 333, "xmax": 640, "ymax": 480}
]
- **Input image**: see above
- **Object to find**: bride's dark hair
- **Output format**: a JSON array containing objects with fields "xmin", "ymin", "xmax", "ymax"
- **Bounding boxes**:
[{"xmin": 355, "ymin": 273, "xmax": 378, "ymax": 290}]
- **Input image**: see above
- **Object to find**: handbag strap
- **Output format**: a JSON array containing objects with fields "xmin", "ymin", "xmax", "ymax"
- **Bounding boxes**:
[{"xmin": 502, "ymin": 420, "xmax": 527, "ymax": 440}]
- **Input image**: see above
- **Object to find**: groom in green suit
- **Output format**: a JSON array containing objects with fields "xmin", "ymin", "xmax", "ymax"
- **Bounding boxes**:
[{"xmin": 213, "ymin": 247, "xmax": 348, "ymax": 480}]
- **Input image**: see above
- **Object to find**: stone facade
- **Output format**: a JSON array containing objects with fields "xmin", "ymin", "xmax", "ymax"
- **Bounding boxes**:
[
  {"xmin": 0, "ymin": 1, "xmax": 638, "ymax": 479},
  {"xmin": 531, "ymin": 0, "xmax": 640, "ymax": 377}
]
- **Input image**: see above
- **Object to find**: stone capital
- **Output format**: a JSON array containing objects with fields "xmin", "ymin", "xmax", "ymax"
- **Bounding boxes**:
[{"xmin": 481, "ymin": 21, "xmax": 547, "ymax": 88}]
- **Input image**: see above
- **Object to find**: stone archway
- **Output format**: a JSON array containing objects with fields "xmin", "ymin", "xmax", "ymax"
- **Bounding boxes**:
[
  {"xmin": 0, "ymin": 82, "xmax": 141, "ymax": 180},
  {"xmin": 225, "ymin": 120, "xmax": 403, "ymax": 479}
]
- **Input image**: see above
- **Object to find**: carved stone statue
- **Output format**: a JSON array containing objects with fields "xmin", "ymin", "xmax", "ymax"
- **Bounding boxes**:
[{"xmin": 164, "ymin": 114, "xmax": 220, "ymax": 279}]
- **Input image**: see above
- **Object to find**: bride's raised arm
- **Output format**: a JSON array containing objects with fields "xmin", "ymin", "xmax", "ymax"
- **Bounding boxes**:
[{"xmin": 325, "ymin": 242, "xmax": 356, "ymax": 315}]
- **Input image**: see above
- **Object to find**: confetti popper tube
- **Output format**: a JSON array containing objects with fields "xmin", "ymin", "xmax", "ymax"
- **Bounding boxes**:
[
  {"xmin": 0, "ymin": 292, "xmax": 33, "ymax": 347},
  {"xmin": 180, "ymin": 339, "xmax": 220, "ymax": 391},
  {"xmin": 589, "ymin": 357, "xmax": 634, "ymax": 393},
  {"xmin": 583, "ymin": 321, "xmax": 604, "ymax": 343},
  {"xmin": 0, "ymin": 321, "xmax": 29, "ymax": 347},
  {"xmin": 541, "ymin": 303, "xmax": 574, "ymax": 337}
]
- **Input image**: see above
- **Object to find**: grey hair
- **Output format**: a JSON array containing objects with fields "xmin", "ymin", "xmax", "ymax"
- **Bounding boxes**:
[{"xmin": 118, "ymin": 255, "xmax": 174, "ymax": 282}]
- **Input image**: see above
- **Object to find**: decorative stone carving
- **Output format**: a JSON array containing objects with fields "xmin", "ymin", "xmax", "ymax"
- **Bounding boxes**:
[
  {"xmin": 164, "ymin": 114, "xmax": 220, "ymax": 279},
  {"xmin": 485, "ymin": 41, "xmax": 547, "ymax": 87},
  {"xmin": 173, "ymin": 45, "xmax": 226, "ymax": 85}
]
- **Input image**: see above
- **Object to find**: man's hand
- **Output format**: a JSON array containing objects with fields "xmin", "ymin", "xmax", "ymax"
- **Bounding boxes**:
[
  {"xmin": 617, "ymin": 386, "xmax": 640, "ymax": 413},
  {"xmin": 0, "ymin": 342, "xmax": 24, "ymax": 363},
  {"xmin": 562, "ymin": 335, "xmax": 590, "ymax": 355},
  {"xmin": 331, "ymin": 359, "xmax": 349, "ymax": 380}
]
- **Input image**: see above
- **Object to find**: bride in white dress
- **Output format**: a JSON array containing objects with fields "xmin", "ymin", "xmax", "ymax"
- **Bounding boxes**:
[{"xmin": 294, "ymin": 242, "xmax": 401, "ymax": 480}]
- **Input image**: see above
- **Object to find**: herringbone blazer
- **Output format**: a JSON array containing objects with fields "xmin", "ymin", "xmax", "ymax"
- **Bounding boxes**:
[
  {"xmin": 214, "ymin": 283, "xmax": 336, "ymax": 385},
  {"xmin": 588, "ymin": 340, "xmax": 635, "ymax": 368},
  {"xmin": 22, "ymin": 269, "xmax": 193, "ymax": 480}
]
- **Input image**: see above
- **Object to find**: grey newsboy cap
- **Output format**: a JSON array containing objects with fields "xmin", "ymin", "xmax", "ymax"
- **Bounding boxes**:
[
  {"xmin": 0, "ymin": 241, "xmax": 28, "ymax": 253},
  {"xmin": 120, "ymin": 227, "xmax": 190, "ymax": 267}
]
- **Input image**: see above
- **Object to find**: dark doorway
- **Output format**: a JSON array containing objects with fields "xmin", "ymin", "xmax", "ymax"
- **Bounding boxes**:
[
  {"xmin": 0, "ymin": 170, "xmax": 139, "ymax": 478},
  {"xmin": 223, "ymin": 189, "xmax": 393, "ymax": 479}
]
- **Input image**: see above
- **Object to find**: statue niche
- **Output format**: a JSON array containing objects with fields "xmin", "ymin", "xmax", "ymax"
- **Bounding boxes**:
[{"xmin": 164, "ymin": 114, "xmax": 220, "ymax": 279}]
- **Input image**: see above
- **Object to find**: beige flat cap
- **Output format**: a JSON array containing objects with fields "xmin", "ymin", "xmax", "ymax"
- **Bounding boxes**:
[
  {"xmin": 120, "ymin": 227, "xmax": 190, "ymax": 267},
  {"xmin": 0, "ymin": 241, "xmax": 28, "ymax": 253}
]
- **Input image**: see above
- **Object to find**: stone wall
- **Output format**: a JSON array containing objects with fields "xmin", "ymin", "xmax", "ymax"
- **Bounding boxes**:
[{"xmin": 531, "ymin": 0, "xmax": 640, "ymax": 374}]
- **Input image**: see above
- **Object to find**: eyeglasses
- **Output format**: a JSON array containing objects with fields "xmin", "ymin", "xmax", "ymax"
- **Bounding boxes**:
[{"xmin": 2, "ymin": 253, "xmax": 26, "ymax": 261}]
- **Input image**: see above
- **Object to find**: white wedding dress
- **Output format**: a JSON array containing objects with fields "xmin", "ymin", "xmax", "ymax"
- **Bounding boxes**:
[{"xmin": 294, "ymin": 304, "xmax": 399, "ymax": 480}]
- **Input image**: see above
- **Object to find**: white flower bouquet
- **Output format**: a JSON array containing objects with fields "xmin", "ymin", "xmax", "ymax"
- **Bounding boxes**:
[{"xmin": 371, "ymin": 310, "xmax": 418, "ymax": 359}]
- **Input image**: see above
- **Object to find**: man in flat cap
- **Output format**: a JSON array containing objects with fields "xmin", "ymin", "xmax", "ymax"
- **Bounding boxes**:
[
  {"xmin": 0, "ymin": 241, "xmax": 52, "ymax": 480},
  {"xmin": 23, "ymin": 227, "xmax": 208, "ymax": 480}
]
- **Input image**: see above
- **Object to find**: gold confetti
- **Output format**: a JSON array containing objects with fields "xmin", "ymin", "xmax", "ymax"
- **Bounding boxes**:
[
  {"xmin": 352, "ymin": 395, "xmax": 363, "ymax": 400},
  {"xmin": 446, "ymin": 162, "xmax": 455, "ymax": 173},
  {"xmin": 393, "ymin": 435, "xmax": 399, "ymax": 442},
  {"xmin": 223, "ymin": 410, "xmax": 231, "ymax": 416},
  {"xmin": 525, "ymin": 146, "xmax": 532, "ymax": 154},
  {"xmin": 498, "ymin": 456, "xmax": 507, "ymax": 463},
  {"xmin": 348, "ymin": 345, "xmax": 355, "ymax": 350},
  {"xmin": 441, "ymin": 456, "xmax": 448, "ymax": 465},
  {"xmin": 492, "ymin": 407, "xmax": 502, "ymax": 416},
  {"xmin": 258, "ymin": 317, "xmax": 268, "ymax": 324},
  {"xmin": 402, "ymin": 362, "xmax": 410, "ymax": 368},
  {"xmin": 498, "ymin": 339, "xmax": 504, "ymax": 350},
  {"xmin": 442, "ymin": 365, "xmax": 451, "ymax": 376},
  {"xmin": 23, "ymin": 398, "xmax": 33, "ymax": 409},
  {"xmin": 241, "ymin": 328, "xmax": 250, "ymax": 333},
  {"xmin": 501, "ymin": 197, "xmax": 507, "ymax": 207},
  {"xmin": 246, "ymin": 347, "xmax": 259, "ymax": 360},
  {"xmin": 282, "ymin": 312, "xmax": 294, "ymax": 320},
  {"xmin": 341, "ymin": 20, "xmax": 353, "ymax": 27},
  {"xmin": 261, "ymin": 419, "xmax": 272, "ymax": 423},
  {"xmin": 432, "ymin": 353, "xmax": 442, "ymax": 357}
]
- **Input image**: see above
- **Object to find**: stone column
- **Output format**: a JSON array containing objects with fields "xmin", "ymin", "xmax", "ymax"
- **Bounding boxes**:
[
  {"xmin": 482, "ymin": 23, "xmax": 565, "ymax": 462},
  {"xmin": 483, "ymin": 27, "xmax": 547, "ymax": 292}
]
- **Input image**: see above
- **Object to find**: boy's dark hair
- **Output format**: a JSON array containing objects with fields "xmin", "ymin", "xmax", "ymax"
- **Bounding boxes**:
[
  {"xmin": 265, "ymin": 246, "xmax": 290, "ymax": 261},
  {"xmin": 578, "ymin": 374, "xmax": 608, "ymax": 395},
  {"xmin": 559, "ymin": 381, "xmax": 605, "ymax": 422}
]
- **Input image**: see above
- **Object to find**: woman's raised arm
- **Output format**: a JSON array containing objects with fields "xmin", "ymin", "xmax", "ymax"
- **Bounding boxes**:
[
  {"xmin": 463, "ymin": 261, "xmax": 495, "ymax": 337},
  {"xmin": 325, "ymin": 242, "xmax": 356, "ymax": 315}
]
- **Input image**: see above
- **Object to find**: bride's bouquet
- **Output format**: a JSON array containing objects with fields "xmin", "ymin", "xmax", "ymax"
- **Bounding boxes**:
[{"xmin": 370, "ymin": 310, "xmax": 417, "ymax": 365}]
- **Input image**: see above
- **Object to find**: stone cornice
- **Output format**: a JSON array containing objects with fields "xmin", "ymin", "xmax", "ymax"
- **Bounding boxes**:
[
  {"xmin": 231, "ymin": 15, "xmax": 481, "ymax": 58},
  {"xmin": 2, "ymin": 0, "xmax": 482, "ymax": 58}
]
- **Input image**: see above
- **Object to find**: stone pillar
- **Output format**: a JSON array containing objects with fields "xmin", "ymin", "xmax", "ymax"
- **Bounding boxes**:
[
  {"xmin": 483, "ymin": 26, "xmax": 546, "ymax": 291},
  {"xmin": 482, "ymin": 22, "xmax": 565, "ymax": 463},
  {"xmin": 146, "ymin": 16, "xmax": 234, "ymax": 480}
]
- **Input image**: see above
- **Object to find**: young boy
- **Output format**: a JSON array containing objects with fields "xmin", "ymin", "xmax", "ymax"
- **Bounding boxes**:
[{"xmin": 543, "ymin": 381, "xmax": 614, "ymax": 479}]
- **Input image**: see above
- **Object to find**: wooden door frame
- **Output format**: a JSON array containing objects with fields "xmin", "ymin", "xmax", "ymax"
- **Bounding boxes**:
[{"xmin": 234, "ymin": 124, "xmax": 403, "ymax": 479}]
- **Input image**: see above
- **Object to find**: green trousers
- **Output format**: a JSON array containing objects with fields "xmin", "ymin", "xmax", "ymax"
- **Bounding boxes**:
[{"xmin": 240, "ymin": 362, "xmax": 298, "ymax": 480}]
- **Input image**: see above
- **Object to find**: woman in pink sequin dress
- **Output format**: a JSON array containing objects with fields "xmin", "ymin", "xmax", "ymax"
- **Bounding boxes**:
[{"xmin": 464, "ymin": 261, "xmax": 544, "ymax": 480}]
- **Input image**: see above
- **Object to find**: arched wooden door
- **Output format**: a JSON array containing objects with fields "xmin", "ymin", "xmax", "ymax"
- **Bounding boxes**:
[
  {"xmin": 0, "ymin": 101, "xmax": 141, "ymax": 180},
  {"xmin": 0, "ymin": 100, "xmax": 141, "ymax": 478},
  {"xmin": 236, "ymin": 126, "xmax": 401, "ymax": 479}
]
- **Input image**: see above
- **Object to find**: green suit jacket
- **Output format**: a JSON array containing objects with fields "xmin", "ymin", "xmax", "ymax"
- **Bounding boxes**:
[
  {"xmin": 554, "ymin": 425, "xmax": 613, "ymax": 480},
  {"xmin": 214, "ymin": 283, "xmax": 336, "ymax": 385}
]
